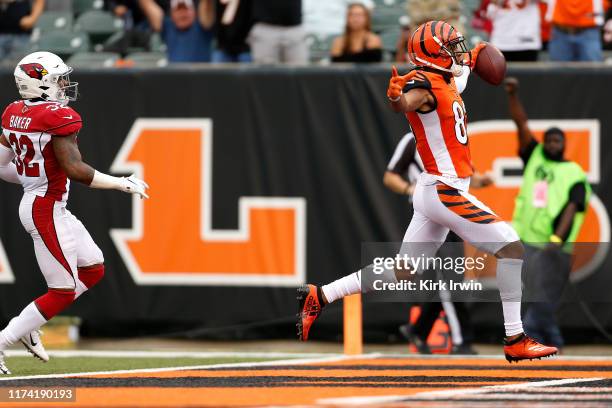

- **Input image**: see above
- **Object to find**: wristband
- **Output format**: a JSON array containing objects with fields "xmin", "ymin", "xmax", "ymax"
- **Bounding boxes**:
[
  {"xmin": 388, "ymin": 94, "xmax": 401, "ymax": 102},
  {"xmin": 549, "ymin": 234, "xmax": 563, "ymax": 244},
  {"xmin": 90, "ymin": 170, "xmax": 124, "ymax": 190}
]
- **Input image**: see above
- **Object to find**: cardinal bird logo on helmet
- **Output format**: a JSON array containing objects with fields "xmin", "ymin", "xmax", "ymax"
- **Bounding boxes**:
[{"xmin": 19, "ymin": 63, "xmax": 49, "ymax": 80}]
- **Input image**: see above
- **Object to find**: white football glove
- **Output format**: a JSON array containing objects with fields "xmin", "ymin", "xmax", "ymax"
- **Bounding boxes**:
[{"xmin": 120, "ymin": 174, "xmax": 149, "ymax": 199}]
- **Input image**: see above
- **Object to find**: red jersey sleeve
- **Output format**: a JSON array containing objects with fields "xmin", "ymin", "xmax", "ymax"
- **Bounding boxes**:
[
  {"xmin": 42, "ymin": 105, "xmax": 82, "ymax": 136},
  {"xmin": 1, "ymin": 102, "xmax": 19, "ymax": 130}
]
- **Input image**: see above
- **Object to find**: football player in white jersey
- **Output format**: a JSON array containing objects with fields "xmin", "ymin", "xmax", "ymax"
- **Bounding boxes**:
[{"xmin": 0, "ymin": 52, "xmax": 149, "ymax": 374}]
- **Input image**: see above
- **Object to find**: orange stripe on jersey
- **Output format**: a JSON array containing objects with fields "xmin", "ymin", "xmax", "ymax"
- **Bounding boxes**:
[
  {"xmin": 436, "ymin": 185, "xmax": 500, "ymax": 224},
  {"xmin": 404, "ymin": 71, "xmax": 473, "ymax": 178}
]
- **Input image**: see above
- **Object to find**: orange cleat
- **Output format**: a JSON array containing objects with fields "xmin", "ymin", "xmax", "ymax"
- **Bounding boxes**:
[
  {"xmin": 296, "ymin": 284, "xmax": 324, "ymax": 341},
  {"xmin": 503, "ymin": 333, "xmax": 558, "ymax": 363}
]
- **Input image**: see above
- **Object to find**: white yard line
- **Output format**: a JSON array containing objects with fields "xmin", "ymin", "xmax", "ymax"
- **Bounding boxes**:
[
  {"xmin": 0, "ymin": 353, "xmax": 383, "ymax": 382},
  {"xmin": 317, "ymin": 377, "xmax": 606, "ymax": 405},
  {"xmin": 5, "ymin": 350, "xmax": 611, "ymax": 361},
  {"xmin": 4, "ymin": 350, "xmax": 338, "ymax": 359}
]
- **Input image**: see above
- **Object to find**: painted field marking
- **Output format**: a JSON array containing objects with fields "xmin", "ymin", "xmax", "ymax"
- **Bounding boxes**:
[
  {"xmin": 317, "ymin": 377, "xmax": 606, "ymax": 405},
  {"xmin": 0, "ymin": 353, "xmax": 383, "ymax": 382}
]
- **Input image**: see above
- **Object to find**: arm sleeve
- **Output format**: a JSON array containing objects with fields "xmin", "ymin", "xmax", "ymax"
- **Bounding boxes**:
[
  {"xmin": 387, "ymin": 133, "xmax": 417, "ymax": 175},
  {"xmin": 454, "ymin": 65, "xmax": 471, "ymax": 94},
  {"xmin": 0, "ymin": 162, "xmax": 20, "ymax": 184},
  {"xmin": 43, "ymin": 106, "xmax": 82, "ymax": 136},
  {"xmin": 402, "ymin": 70, "xmax": 432, "ymax": 93},
  {"xmin": 519, "ymin": 139, "xmax": 538, "ymax": 164},
  {"xmin": 568, "ymin": 182, "xmax": 587, "ymax": 212},
  {"xmin": 0, "ymin": 142, "xmax": 15, "ymax": 166},
  {"xmin": 402, "ymin": 71, "xmax": 436, "ymax": 113}
]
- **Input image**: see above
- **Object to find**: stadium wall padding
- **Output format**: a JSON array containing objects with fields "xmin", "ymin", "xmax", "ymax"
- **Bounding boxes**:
[{"xmin": 0, "ymin": 66, "xmax": 610, "ymax": 342}]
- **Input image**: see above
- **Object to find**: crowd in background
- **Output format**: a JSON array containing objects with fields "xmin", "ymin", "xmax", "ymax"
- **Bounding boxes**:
[{"xmin": 1, "ymin": 0, "xmax": 612, "ymax": 66}]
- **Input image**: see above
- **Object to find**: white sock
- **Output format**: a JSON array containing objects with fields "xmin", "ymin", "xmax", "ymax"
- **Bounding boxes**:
[
  {"xmin": 75, "ymin": 280, "xmax": 88, "ymax": 299},
  {"xmin": 321, "ymin": 262, "xmax": 401, "ymax": 304},
  {"xmin": 321, "ymin": 270, "xmax": 361, "ymax": 304},
  {"xmin": 0, "ymin": 303, "xmax": 47, "ymax": 350},
  {"xmin": 496, "ymin": 258, "xmax": 524, "ymax": 337}
]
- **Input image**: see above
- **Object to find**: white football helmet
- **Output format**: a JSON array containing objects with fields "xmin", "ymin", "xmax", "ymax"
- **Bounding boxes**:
[{"xmin": 14, "ymin": 51, "xmax": 78, "ymax": 105}]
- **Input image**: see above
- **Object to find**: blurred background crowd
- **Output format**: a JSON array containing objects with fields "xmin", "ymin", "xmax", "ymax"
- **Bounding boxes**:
[{"xmin": 1, "ymin": 0, "xmax": 611, "ymax": 68}]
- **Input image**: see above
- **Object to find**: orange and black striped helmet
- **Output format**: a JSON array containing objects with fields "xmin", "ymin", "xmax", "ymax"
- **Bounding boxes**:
[{"xmin": 408, "ymin": 21, "xmax": 470, "ymax": 74}]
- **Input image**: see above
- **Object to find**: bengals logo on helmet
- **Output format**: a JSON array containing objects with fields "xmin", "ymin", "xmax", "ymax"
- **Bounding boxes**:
[
  {"xmin": 20, "ymin": 63, "xmax": 49, "ymax": 80},
  {"xmin": 408, "ymin": 21, "xmax": 470, "ymax": 74}
]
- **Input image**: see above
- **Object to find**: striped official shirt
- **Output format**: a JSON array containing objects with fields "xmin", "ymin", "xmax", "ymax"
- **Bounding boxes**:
[{"xmin": 387, "ymin": 132, "xmax": 424, "ymax": 185}]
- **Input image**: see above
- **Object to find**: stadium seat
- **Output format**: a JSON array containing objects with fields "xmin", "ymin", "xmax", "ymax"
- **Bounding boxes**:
[
  {"xmin": 307, "ymin": 34, "xmax": 334, "ymax": 63},
  {"xmin": 373, "ymin": 0, "xmax": 400, "ymax": 6},
  {"xmin": 34, "ymin": 12, "xmax": 73, "ymax": 32},
  {"xmin": 72, "ymin": 0, "xmax": 104, "ymax": 15},
  {"xmin": 126, "ymin": 52, "xmax": 168, "ymax": 68},
  {"xmin": 74, "ymin": 10, "xmax": 125, "ymax": 44},
  {"xmin": 372, "ymin": 9, "xmax": 402, "ymax": 33},
  {"xmin": 67, "ymin": 52, "xmax": 120, "ymax": 68},
  {"xmin": 380, "ymin": 28, "xmax": 400, "ymax": 53},
  {"xmin": 32, "ymin": 31, "xmax": 91, "ymax": 59},
  {"xmin": 149, "ymin": 33, "xmax": 167, "ymax": 53}
]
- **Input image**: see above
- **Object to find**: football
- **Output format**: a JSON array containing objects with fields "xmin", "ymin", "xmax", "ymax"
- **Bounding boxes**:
[{"xmin": 473, "ymin": 43, "xmax": 507, "ymax": 86}]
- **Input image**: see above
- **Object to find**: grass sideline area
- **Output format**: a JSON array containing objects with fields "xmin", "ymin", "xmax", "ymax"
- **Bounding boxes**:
[{"xmin": 1, "ymin": 356, "xmax": 278, "ymax": 377}]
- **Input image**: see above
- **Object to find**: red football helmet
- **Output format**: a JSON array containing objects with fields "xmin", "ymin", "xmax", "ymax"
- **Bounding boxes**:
[{"xmin": 407, "ymin": 21, "xmax": 470, "ymax": 75}]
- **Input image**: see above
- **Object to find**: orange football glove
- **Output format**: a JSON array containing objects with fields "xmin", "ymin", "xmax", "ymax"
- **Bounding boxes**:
[
  {"xmin": 387, "ymin": 66, "xmax": 417, "ymax": 101},
  {"xmin": 469, "ymin": 42, "xmax": 487, "ymax": 70}
]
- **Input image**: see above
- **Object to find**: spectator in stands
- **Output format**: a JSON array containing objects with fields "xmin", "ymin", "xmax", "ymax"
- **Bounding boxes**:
[
  {"xmin": 104, "ymin": 0, "xmax": 152, "ymax": 55},
  {"xmin": 0, "ymin": 0, "xmax": 45, "ymax": 60},
  {"xmin": 395, "ymin": 15, "xmax": 411, "ymax": 63},
  {"xmin": 248, "ymin": 0, "xmax": 308, "ymax": 64},
  {"xmin": 330, "ymin": 2, "xmax": 382, "ymax": 63},
  {"xmin": 139, "ymin": 0, "xmax": 214, "ymax": 62},
  {"xmin": 486, "ymin": 0, "xmax": 542, "ymax": 62},
  {"xmin": 107, "ymin": 0, "xmax": 148, "ymax": 30},
  {"xmin": 546, "ymin": 0, "xmax": 606, "ymax": 61},
  {"xmin": 212, "ymin": 0, "xmax": 252, "ymax": 63},
  {"xmin": 302, "ymin": 0, "xmax": 374, "ymax": 38},
  {"xmin": 539, "ymin": 1, "xmax": 551, "ymax": 50},
  {"xmin": 406, "ymin": 0, "xmax": 465, "ymax": 35}
]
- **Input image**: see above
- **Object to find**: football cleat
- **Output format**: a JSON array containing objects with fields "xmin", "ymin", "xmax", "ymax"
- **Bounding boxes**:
[
  {"xmin": 503, "ymin": 333, "xmax": 558, "ymax": 363},
  {"xmin": 297, "ymin": 284, "xmax": 324, "ymax": 341},
  {"xmin": 0, "ymin": 351, "xmax": 10, "ymax": 374},
  {"xmin": 20, "ymin": 330, "xmax": 49, "ymax": 362}
]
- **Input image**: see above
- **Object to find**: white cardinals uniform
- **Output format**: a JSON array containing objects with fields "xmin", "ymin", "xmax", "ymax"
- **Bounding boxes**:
[{"xmin": 1, "ymin": 100, "xmax": 103, "ymax": 290}]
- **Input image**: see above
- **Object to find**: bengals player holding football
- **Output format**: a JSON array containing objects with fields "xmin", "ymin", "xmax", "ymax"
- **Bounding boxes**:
[
  {"xmin": 297, "ymin": 21, "xmax": 558, "ymax": 362},
  {"xmin": 0, "ymin": 52, "xmax": 149, "ymax": 374}
]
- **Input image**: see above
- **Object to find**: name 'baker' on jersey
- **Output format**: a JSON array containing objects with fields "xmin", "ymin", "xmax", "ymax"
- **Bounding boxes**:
[{"xmin": 0, "ymin": 51, "xmax": 150, "ymax": 375}]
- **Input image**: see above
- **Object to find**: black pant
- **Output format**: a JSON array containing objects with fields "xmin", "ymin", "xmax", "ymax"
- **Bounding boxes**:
[
  {"xmin": 502, "ymin": 50, "xmax": 539, "ymax": 62},
  {"xmin": 523, "ymin": 244, "xmax": 572, "ymax": 348}
]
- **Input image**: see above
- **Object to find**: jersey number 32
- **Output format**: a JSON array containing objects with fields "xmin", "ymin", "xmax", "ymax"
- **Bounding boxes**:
[{"xmin": 8, "ymin": 133, "xmax": 40, "ymax": 177}]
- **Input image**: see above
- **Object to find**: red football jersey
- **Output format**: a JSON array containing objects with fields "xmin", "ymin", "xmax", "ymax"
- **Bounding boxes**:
[{"xmin": 1, "ymin": 100, "xmax": 82, "ymax": 202}]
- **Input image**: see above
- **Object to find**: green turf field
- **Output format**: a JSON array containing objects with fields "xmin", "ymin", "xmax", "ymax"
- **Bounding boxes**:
[{"xmin": 2, "ymin": 356, "xmax": 276, "ymax": 377}]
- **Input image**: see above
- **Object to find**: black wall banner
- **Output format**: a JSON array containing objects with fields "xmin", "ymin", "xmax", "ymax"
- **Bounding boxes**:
[{"xmin": 0, "ymin": 66, "xmax": 610, "ymax": 341}]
